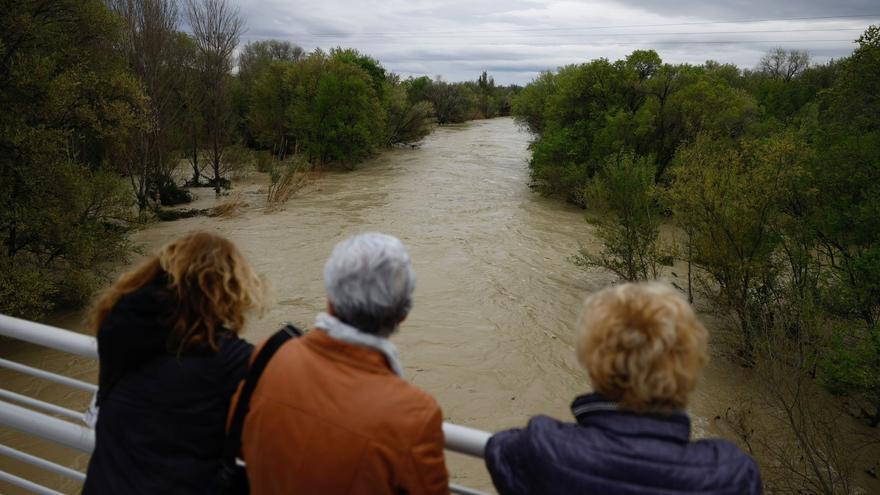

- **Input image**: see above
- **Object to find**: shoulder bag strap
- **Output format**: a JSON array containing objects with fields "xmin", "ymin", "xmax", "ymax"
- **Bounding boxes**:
[{"xmin": 221, "ymin": 323, "xmax": 303, "ymax": 466}]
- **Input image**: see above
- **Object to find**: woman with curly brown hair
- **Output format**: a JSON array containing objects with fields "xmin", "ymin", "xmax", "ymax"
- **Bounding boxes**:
[
  {"xmin": 83, "ymin": 232, "xmax": 267, "ymax": 494},
  {"xmin": 485, "ymin": 282, "xmax": 762, "ymax": 495}
]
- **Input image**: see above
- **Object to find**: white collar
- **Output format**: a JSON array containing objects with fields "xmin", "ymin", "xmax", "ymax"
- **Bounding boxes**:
[{"xmin": 314, "ymin": 312, "xmax": 404, "ymax": 376}]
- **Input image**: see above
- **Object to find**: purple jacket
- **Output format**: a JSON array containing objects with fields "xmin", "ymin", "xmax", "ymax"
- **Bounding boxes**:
[{"xmin": 485, "ymin": 394, "xmax": 762, "ymax": 495}]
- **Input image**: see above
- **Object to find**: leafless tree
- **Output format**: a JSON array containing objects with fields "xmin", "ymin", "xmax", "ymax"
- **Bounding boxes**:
[
  {"xmin": 185, "ymin": 0, "xmax": 243, "ymax": 194},
  {"xmin": 107, "ymin": 0, "xmax": 183, "ymax": 211},
  {"xmin": 759, "ymin": 48, "xmax": 811, "ymax": 82},
  {"xmin": 725, "ymin": 331, "xmax": 866, "ymax": 495},
  {"xmin": 238, "ymin": 39, "xmax": 305, "ymax": 81}
]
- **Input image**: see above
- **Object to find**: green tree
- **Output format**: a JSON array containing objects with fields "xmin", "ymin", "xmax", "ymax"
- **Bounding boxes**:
[
  {"xmin": 0, "ymin": 0, "xmax": 142, "ymax": 318},
  {"xmin": 424, "ymin": 78, "xmax": 478, "ymax": 124},
  {"xmin": 810, "ymin": 26, "xmax": 880, "ymax": 425},
  {"xmin": 248, "ymin": 60, "xmax": 295, "ymax": 159},
  {"xmin": 383, "ymin": 78, "xmax": 434, "ymax": 145},
  {"xmin": 313, "ymin": 61, "xmax": 384, "ymax": 166},
  {"xmin": 572, "ymin": 153, "xmax": 663, "ymax": 281},
  {"xmin": 284, "ymin": 53, "xmax": 384, "ymax": 167},
  {"xmin": 330, "ymin": 47, "xmax": 387, "ymax": 96},
  {"xmin": 405, "ymin": 76, "xmax": 434, "ymax": 105},
  {"xmin": 236, "ymin": 39, "xmax": 304, "ymax": 148},
  {"xmin": 239, "ymin": 39, "xmax": 304, "ymax": 87},
  {"xmin": 477, "ymin": 70, "xmax": 496, "ymax": 118},
  {"xmin": 511, "ymin": 71, "xmax": 557, "ymax": 134},
  {"xmin": 525, "ymin": 60, "xmax": 627, "ymax": 202},
  {"xmin": 668, "ymin": 133, "xmax": 806, "ymax": 355}
]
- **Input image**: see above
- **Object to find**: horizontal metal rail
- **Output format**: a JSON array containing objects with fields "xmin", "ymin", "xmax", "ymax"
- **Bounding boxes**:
[
  {"xmin": 0, "ymin": 444, "xmax": 86, "ymax": 482},
  {"xmin": 0, "ymin": 314, "xmax": 97, "ymax": 359},
  {"xmin": 0, "ymin": 400, "xmax": 95, "ymax": 453},
  {"xmin": 450, "ymin": 483, "xmax": 490, "ymax": 495},
  {"xmin": 443, "ymin": 422, "xmax": 491, "ymax": 458},
  {"xmin": 0, "ymin": 469, "xmax": 63, "ymax": 495},
  {"xmin": 0, "ymin": 358, "xmax": 98, "ymax": 393},
  {"xmin": 0, "ymin": 389, "xmax": 85, "ymax": 422}
]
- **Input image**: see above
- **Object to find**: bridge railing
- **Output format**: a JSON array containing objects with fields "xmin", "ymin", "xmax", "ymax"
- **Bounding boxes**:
[{"xmin": 0, "ymin": 314, "xmax": 491, "ymax": 495}]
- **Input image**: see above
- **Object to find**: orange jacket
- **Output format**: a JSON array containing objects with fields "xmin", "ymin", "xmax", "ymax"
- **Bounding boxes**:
[{"xmin": 238, "ymin": 330, "xmax": 449, "ymax": 494}]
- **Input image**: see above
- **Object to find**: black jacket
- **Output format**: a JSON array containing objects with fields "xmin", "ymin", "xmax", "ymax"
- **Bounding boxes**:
[{"xmin": 83, "ymin": 280, "xmax": 254, "ymax": 494}]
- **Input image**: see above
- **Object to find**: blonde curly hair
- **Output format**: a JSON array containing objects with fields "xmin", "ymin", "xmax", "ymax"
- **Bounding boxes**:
[
  {"xmin": 575, "ymin": 282, "xmax": 708, "ymax": 412},
  {"xmin": 90, "ymin": 231, "xmax": 268, "ymax": 351}
]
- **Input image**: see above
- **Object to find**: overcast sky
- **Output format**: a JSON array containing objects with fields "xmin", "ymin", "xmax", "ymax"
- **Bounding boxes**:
[{"xmin": 234, "ymin": 0, "xmax": 880, "ymax": 85}]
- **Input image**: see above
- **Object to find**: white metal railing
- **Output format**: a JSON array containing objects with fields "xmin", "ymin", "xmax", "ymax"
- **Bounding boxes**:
[
  {"xmin": 0, "ymin": 313, "xmax": 492, "ymax": 495},
  {"xmin": 0, "ymin": 315, "xmax": 97, "ymax": 358}
]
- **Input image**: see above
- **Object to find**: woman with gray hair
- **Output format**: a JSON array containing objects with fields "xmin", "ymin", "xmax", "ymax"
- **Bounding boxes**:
[{"xmin": 234, "ymin": 233, "xmax": 449, "ymax": 495}]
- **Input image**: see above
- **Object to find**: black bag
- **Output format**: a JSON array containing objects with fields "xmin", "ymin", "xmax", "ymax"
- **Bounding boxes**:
[{"xmin": 212, "ymin": 324, "xmax": 303, "ymax": 495}]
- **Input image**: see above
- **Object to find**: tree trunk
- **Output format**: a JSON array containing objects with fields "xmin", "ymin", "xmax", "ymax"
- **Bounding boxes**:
[
  {"xmin": 190, "ymin": 128, "xmax": 200, "ymax": 185},
  {"xmin": 687, "ymin": 237, "xmax": 693, "ymax": 303},
  {"xmin": 212, "ymin": 131, "xmax": 221, "ymax": 196}
]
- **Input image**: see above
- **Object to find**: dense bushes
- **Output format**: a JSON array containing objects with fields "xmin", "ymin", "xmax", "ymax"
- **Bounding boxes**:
[
  {"xmin": 514, "ymin": 29, "xmax": 880, "ymax": 433},
  {"xmin": 0, "ymin": 0, "xmax": 140, "ymax": 319},
  {"xmin": 513, "ymin": 51, "xmax": 765, "ymax": 204},
  {"xmin": 571, "ymin": 153, "xmax": 663, "ymax": 281},
  {"xmin": 515, "ymin": 28, "xmax": 880, "ymax": 489},
  {"xmin": 245, "ymin": 57, "xmax": 519, "ymax": 169}
]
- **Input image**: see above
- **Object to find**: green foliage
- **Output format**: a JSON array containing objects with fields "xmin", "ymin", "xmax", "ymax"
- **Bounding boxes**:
[
  {"xmin": 384, "ymin": 82, "xmax": 434, "ymax": 144},
  {"xmin": 512, "ymin": 54, "xmax": 764, "ymax": 202},
  {"xmin": 511, "ymin": 71, "xmax": 557, "ymax": 134},
  {"xmin": 243, "ymin": 50, "xmax": 514, "ymax": 169},
  {"xmin": 310, "ymin": 58, "xmax": 384, "ymax": 166},
  {"xmin": 255, "ymin": 151, "xmax": 274, "ymax": 173},
  {"xmin": 247, "ymin": 60, "xmax": 294, "ymax": 154},
  {"xmin": 424, "ymin": 78, "xmax": 478, "ymax": 124},
  {"xmin": 572, "ymin": 153, "xmax": 663, "ymax": 281},
  {"xmin": 239, "ymin": 39, "xmax": 304, "ymax": 87},
  {"xmin": 821, "ymin": 324, "xmax": 880, "ymax": 426},
  {"xmin": 153, "ymin": 175, "xmax": 194, "ymax": 206},
  {"xmin": 0, "ymin": 256, "xmax": 55, "ymax": 319},
  {"xmin": 668, "ymin": 133, "xmax": 808, "ymax": 353},
  {"xmin": 0, "ymin": 0, "xmax": 141, "ymax": 319},
  {"xmin": 330, "ymin": 48, "xmax": 387, "ymax": 96},
  {"xmin": 803, "ymin": 26, "xmax": 880, "ymax": 424}
]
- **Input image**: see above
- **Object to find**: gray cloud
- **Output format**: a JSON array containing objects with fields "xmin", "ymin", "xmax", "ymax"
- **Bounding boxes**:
[
  {"xmin": 611, "ymin": 0, "xmax": 878, "ymax": 19},
  {"xmin": 233, "ymin": 0, "xmax": 878, "ymax": 84}
]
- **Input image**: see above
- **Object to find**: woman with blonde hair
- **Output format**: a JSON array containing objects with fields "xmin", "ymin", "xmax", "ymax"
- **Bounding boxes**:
[
  {"xmin": 485, "ymin": 282, "xmax": 762, "ymax": 494},
  {"xmin": 83, "ymin": 232, "xmax": 267, "ymax": 494}
]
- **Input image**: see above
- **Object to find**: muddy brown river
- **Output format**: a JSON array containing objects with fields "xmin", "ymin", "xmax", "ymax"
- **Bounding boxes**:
[{"xmin": 2, "ymin": 117, "xmax": 878, "ymax": 494}]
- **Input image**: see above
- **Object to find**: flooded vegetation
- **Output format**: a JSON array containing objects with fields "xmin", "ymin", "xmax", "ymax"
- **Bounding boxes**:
[{"xmin": 509, "ymin": 29, "xmax": 880, "ymax": 495}]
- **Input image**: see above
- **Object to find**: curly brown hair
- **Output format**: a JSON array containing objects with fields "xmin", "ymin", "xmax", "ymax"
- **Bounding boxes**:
[
  {"xmin": 576, "ymin": 283, "xmax": 709, "ymax": 413},
  {"xmin": 89, "ymin": 232, "xmax": 268, "ymax": 351}
]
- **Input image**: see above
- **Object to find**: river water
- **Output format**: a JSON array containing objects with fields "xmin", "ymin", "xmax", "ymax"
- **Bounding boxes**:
[{"xmin": 2, "ymin": 117, "xmax": 877, "ymax": 493}]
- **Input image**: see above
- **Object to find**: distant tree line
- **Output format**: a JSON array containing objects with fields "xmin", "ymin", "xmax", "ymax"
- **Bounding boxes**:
[
  {"xmin": 515, "ymin": 27, "xmax": 880, "ymax": 490},
  {"xmin": 0, "ymin": 0, "xmax": 514, "ymax": 320}
]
